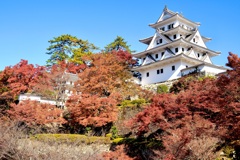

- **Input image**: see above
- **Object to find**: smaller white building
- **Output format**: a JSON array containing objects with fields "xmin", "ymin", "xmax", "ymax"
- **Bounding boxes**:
[
  {"xmin": 19, "ymin": 72, "xmax": 79, "ymax": 108},
  {"xmin": 19, "ymin": 93, "xmax": 57, "ymax": 105}
]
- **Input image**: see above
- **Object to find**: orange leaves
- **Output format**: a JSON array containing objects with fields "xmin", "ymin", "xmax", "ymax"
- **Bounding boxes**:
[
  {"xmin": 66, "ymin": 94, "xmax": 118, "ymax": 127},
  {"xmin": 0, "ymin": 59, "xmax": 46, "ymax": 97},
  {"xmin": 129, "ymin": 53, "xmax": 240, "ymax": 159},
  {"xmin": 8, "ymin": 100, "xmax": 66, "ymax": 125},
  {"xmin": 76, "ymin": 50, "xmax": 141, "ymax": 100}
]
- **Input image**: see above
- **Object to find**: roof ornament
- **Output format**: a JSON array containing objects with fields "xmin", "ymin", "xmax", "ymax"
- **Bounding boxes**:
[{"xmin": 163, "ymin": 5, "xmax": 168, "ymax": 11}]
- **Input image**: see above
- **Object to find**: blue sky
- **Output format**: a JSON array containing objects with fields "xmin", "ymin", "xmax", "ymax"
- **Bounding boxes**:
[{"xmin": 0, "ymin": 0, "xmax": 239, "ymax": 70}]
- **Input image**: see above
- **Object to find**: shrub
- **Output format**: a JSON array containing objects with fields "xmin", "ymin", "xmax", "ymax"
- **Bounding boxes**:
[
  {"xmin": 110, "ymin": 125, "xmax": 118, "ymax": 139},
  {"xmin": 106, "ymin": 133, "xmax": 112, "ymax": 138},
  {"xmin": 31, "ymin": 134, "xmax": 111, "ymax": 144},
  {"xmin": 157, "ymin": 84, "xmax": 169, "ymax": 93},
  {"xmin": 112, "ymin": 138, "xmax": 124, "ymax": 144},
  {"xmin": 131, "ymin": 99, "xmax": 146, "ymax": 107},
  {"xmin": 120, "ymin": 99, "xmax": 146, "ymax": 108}
]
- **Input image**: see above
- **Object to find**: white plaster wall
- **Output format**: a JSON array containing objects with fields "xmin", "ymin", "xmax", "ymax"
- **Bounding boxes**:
[
  {"xmin": 179, "ymin": 22, "xmax": 193, "ymax": 31},
  {"xmin": 19, "ymin": 94, "xmax": 41, "ymax": 101},
  {"xmin": 201, "ymin": 66, "xmax": 226, "ymax": 75},
  {"xmin": 147, "ymin": 33, "xmax": 169, "ymax": 50},
  {"xmin": 188, "ymin": 50, "xmax": 197, "ymax": 59},
  {"xmin": 169, "ymin": 33, "xmax": 180, "ymax": 41},
  {"xmin": 140, "ymin": 61, "xmax": 183, "ymax": 85},
  {"xmin": 173, "ymin": 20, "xmax": 178, "ymax": 28},
  {"xmin": 203, "ymin": 55, "xmax": 212, "ymax": 64},
  {"xmin": 40, "ymin": 99, "xmax": 56, "ymax": 105},
  {"xmin": 190, "ymin": 31, "xmax": 207, "ymax": 48},
  {"xmin": 168, "ymin": 47, "xmax": 179, "ymax": 55},
  {"xmin": 161, "ymin": 14, "xmax": 171, "ymax": 21},
  {"xmin": 181, "ymin": 65, "xmax": 226, "ymax": 76},
  {"xmin": 163, "ymin": 51, "xmax": 173, "ymax": 59},
  {"xmin": 139, "ymin": 58, "xmax": 225, "ymax": 85}
]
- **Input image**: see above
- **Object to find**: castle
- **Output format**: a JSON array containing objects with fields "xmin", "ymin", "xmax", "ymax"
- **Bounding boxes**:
[{"xmin": 132, "ymin": 6, "xmax": 226, "ymax": 85}]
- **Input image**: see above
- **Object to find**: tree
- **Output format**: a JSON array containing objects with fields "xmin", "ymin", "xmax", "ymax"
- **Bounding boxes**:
[
  {"xmin": 66, "ymin": 94, "xmax": 118, "ymax": 127},
  {"xmin": 46, "ymin": 34, "xmax": 98, "ymax": 66},
  {"xmin": 8, "ymin": 100, "xmax": 66, "ymax": 125},
  {"xmin": 128, "ymin": 53, "xmax": 240, "ymax": 159},
  {"xmin": 75, "ymin": 50, "xmax": 141, "ymax": 100},
  {"xmin": 0, "ymin": 60, "xmax": 46, "ymax": 113},
  {"xmin": 105, "ymin": 36, "xmax": 134, "ymax": 53}
]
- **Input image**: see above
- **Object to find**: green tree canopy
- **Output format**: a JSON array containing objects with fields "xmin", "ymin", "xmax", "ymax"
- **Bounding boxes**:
[
  {"xmin": 104, "ymin": 36, "xmax": 134, "ymax": 53},
  {"xmin": 46, "ymin": 34, "xmax": 98, "ymax": 66}
]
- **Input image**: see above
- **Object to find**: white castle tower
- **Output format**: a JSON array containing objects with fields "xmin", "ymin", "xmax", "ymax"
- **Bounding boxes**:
[{"xmin": 132, "ymin": 6, "xmax": 226, "ymax": 85}]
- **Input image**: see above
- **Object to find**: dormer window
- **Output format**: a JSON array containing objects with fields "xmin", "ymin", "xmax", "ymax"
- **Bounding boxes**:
[
  {"xmin": 162, "ymin": 52, "xmax": 165, "ymax": 57},
  {"xmin": 156, "ymin": 39, "xmax": 162, "ymax": 45},
  {"xmin": 168, "ymin": 23, "xmax": 174, "ymax": 30},
  {"xmin": 160, "ymin": 27, "xmax": 165, "ymax": 31},
  {"xmin": 173, "ymin": 34, "xmax": 177, "ymax": 39},
  {"xmin": 175, "ymin": 48, "xmax": 178, "ymax": 53}
]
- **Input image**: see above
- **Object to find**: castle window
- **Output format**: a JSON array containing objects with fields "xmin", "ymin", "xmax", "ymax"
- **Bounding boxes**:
[
  {"xmin": 157, "ymin": 69, "xmax": 160, "ymax": 74},
  {"xmin": 173, "ymin": 34, "xmax": 177, "ymax": 39},
  {"xmin": 160, "ymin": 27, "xmax": 165, "ymax": 31},
  {"xmin": 172, "ymin": 65, "xmax": 175, "ymax": 71},
  {"xmin": 156, "ymin": 39, "xmax": 162, "ymax": 45},
  {"xmin": 168, "ymin": 24, "xmax": 171, "ymax": 29},
  {"xmin": 143, "ymin": 57, "xmax": 146, "ymax": 61},
  {"xmin": 182, "ymin": 48, "xmax": 184, "ymax": 52},
  {"xmin": 162, "ymin": 52, "xmax": 165, "ymax": 57},
  {"xmin": 160, "ymin": 68, "xmax": 164, "ymax": 73},
  {"xmin": 146, "ymin": 72, "xmax": 149, "ymax": 77},
  {"xmin": 193, "ymin": 38, "xmax": 195, "ymax": 42},
  {"xmin": 168, "ymin": 23, "xmax": 174, "ymax": 30},
  {"xmin": 186, "ymin": 65, "xmax": 188, "ymax": 68},
  {"xmin": 175, "ymin": 48, "xmax": 178, "ymax": 53},
  {"xmin": 197, "ymin": 53, "xmax": 200, "ymax": 57},
  {"xmin": 155, "ymin": 54, "xmax": 158, "ymax": 59}
]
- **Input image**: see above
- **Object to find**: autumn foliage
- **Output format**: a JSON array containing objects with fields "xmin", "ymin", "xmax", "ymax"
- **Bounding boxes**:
[
  {"xmin": 8, "ymin": 100, "xmax": 66, "ymax": 125},
  {"xmin": 76, "ymin": 51, "xmax": 131, "ymax": 97},
  {"xmin": 1, "ymin": 51, "xmax": 239, "ymax": 159},
  {"xmin": 66, "ymin": 94, "xmax": 118, "ymax": 127},
  {"xmin": 128, "ymin": 53, "xmax": 240, "ymax": 159},
  {"xmin": 0, "ymin": 60, "xmax": 46, "ymax": 98},
  {"xmin": 75, "ymin": 50, "xmax": 144, "ymax": 102},
  {"xmin": 0, "ymin": 60, "xmax": 47, "ymax": 116}
]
